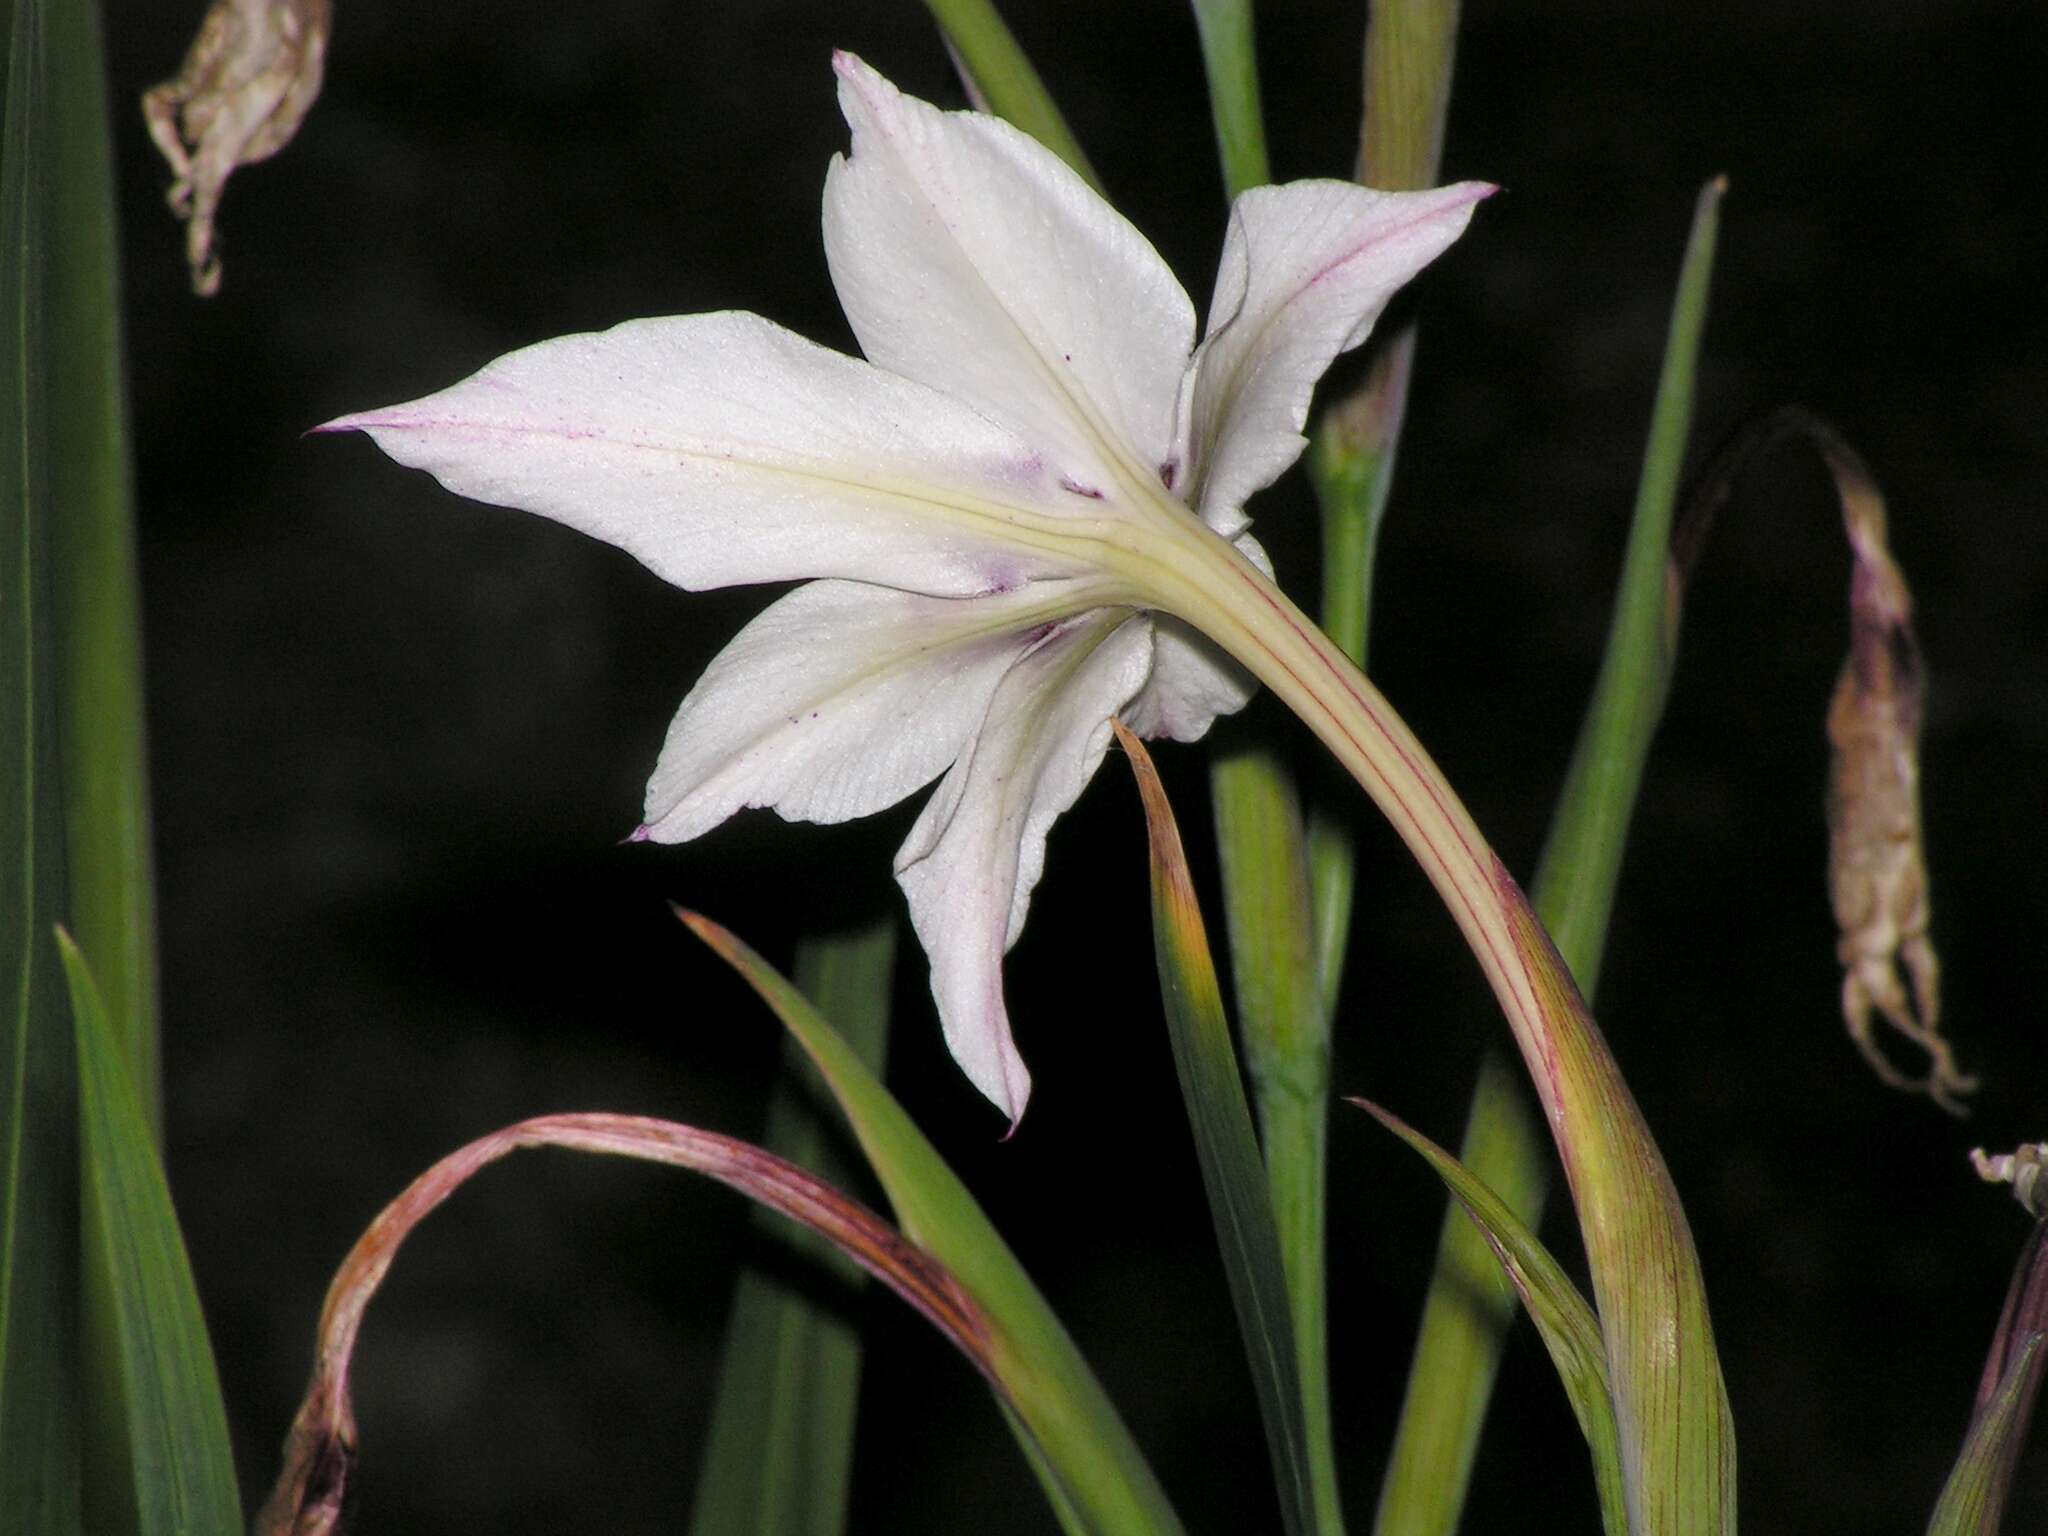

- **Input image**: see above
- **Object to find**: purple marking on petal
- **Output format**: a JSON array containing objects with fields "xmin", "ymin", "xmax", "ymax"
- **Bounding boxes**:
[
  {"xmin": 976, "ymin": 560, "xmax": 1023, "ymax": 597},
  {"xmin": 625, "ymin": 825, "xmax": 654, "ymax": 844},
  {"xmin": 1158, "ymin": 459, "xmax": 1179, "ymax": 492},
  {"xmin": 1058, "ymin": 475, "xmax": 1105, "ymax": 500}
]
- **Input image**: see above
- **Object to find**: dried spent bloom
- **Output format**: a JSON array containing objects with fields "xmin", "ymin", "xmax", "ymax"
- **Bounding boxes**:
[
  {"xmin": 1820, "ymin": 433, "xmax": 1975, "ymax": 1113},
  {"xmin": 143, "ymin": 0, "xmax": 330, "ymax": 295},
  {"xmin": 326, "ymin": 54, "xmax": 1485, "ymax": 1122},
  {"xmin": 1972, "ymin": 1144, "xmax": 2048, "ymax": 1220}
]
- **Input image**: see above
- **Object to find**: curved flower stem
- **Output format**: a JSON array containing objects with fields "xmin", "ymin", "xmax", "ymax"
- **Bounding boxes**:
[{"xmin": 1144, "ymin": 525, "xmax": 1736, "ymax": 1533}]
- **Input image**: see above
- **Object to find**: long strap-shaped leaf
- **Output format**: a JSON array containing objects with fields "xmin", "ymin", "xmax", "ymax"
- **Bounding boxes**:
[
  {"xmin": 1181, "ymin": 12, "xmax": 1354, "ymax": 1531},
  {"xmin": 63, "ymin": 935, "xmax": 239, "ymax": 1536},
  {"xmin": 1929, "ymin": 1335, "xmax": 2045, "ymax": 1536},
  {"xmin": 688, "ymin": 920, "xmax": 895, "ymax": 1536},
  {"xmin": 1926, "ymin": 1218, "xmax": 2048, "ymax": 1535},
  {"xmin": 47, "ymin": 0, "xmax": 153, "ymax": 1125},
  {"xmin": 2, "ymin": 0, "xmax": 84, "ymax": 1525},
  {"xmin": 1352, "ymin": 1099, "xmax": 1627, "ymax": 1536},
  {"xmin": 1118, "ymin": 722, "xmax": 1316, "ymax": 1536},
  {"xmin": 683, "ymin": 913, "xmax": 1186, "ymax": 1536}
]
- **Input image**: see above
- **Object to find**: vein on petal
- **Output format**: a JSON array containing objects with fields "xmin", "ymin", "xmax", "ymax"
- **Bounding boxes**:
[{"xmin": 342, "ymin": 408, "xmax": 1138, "ymax": 579}]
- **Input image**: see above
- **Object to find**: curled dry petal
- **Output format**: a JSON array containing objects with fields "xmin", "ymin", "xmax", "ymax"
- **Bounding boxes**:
[
  {"xmin": 1673, "ymin": 407, "xmax": 1973, "ymax": 1113},
  {"xmin": 1817, "ymin": 432, "xmax": 1975, "ymax": 1113},
  {"xmin": 253, "ymin": 1113, "xmax": 989, "ymax": 1536},
  {"xmin": 1973, "ymin": 1144, "xmax": 2048, "ymax": 1222},
  {"xmin": 142, "ymin": 0, "xmax": 330, "ymax": 295}
]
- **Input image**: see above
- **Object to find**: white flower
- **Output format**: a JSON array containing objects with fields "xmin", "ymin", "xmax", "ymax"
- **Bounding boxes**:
[{"xmin": 326, "ymin": 53, "xmax": 1488, "ymax": 1123}]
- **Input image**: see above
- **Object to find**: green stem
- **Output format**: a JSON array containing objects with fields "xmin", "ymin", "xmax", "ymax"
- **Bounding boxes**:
[
  {"xmin": 918, "ymin": 0, "xmax": 1100, "ymax": 191},
  {"xmin": 1190, "ymin": 0, "xmax": 1272, "ymax": 195},
  {"xmin": 1145, "ymin": 523, "xmax": 1735, "ymax": 1533},
  {"xmin": 1187, "ymin": 7, "xmax": 1340, "ymax": 1529},
  {"xmin": 1210, "ymin": 747, "xmax": 1335, "ymax": 1533},
  {"xmin": 1305, "ymin": 333, "xmax": 1412, "ymax": 1008},
  {"xmin": 1378, "ymin": 177, "xmax": 1726, "ymax": 1536}
]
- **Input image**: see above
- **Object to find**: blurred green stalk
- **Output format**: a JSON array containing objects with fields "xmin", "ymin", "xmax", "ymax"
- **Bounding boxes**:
[
  {"xmin": 47, "ymin": 0, "xmax": 156, "ymax": 1134},
  {"xmin": 3, "ymin": 0, "xmax": 87, "ymax": 1526}
]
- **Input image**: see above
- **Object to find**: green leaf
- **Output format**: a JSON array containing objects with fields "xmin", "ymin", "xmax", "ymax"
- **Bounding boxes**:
[
  {"xmin": 62, "ymin": 933, "xmax": 240, "ymax": 1536},
  {"xmin": 1189, "ymin": 0, "xmax": 1270, "ymax": 198},
  {"xmin": 1179, "ymin": 419, "xmax": 1736, "ymax": 1534},
  {"xmin": 1123, "ymin": 726, "xmax": 1320, "ymax": 1536},
  {"xmin": 1192, "ymin": 12, "xmax": 1332, "ymax": 1517},
  {"xmin": 46, "ymin": 0, "xmax": 155, "ymax": 1130},
  {"xmin": 1, "ymin": 0, "xmax": 84, "ymax": 1524},
  {"xmin": 690, "ymin": 919, "xmax": 896, "ymax": 1536},
  {"xmin": 1928, "ymin": 1335, "xmax": 2045, "ymax": 1536},
  {"xmin": 1379, "ymin": 177, "xmax": 1729, "ymax": 1536},
  {"xmin": 1352, "ymin": 1098, "xmax": 1628, "ymax": 1536},
  {"xmin": 1926, "ymin": 1218, "xmax": 2048, "ymax": 1535},
  {"xmin": 1208, "ymin": 746, "xmax": 1341, "ymax": 1535},
  {"xmin": 680, "ymin": 911, "xmax": 1185, "ymax": 1536},
  {"xmin": 1534, "ymin": 176, "xmax": 1726, "ymax": 989},
  {"xmin": 916, "ymin": 0, "xmax": 1100, "ymax": 192}
]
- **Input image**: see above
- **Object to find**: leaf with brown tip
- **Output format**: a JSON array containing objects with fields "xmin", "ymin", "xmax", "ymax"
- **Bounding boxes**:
[{"xmin": 253, "ymin": 1114, "xmax": 988, "ymax": 1536}]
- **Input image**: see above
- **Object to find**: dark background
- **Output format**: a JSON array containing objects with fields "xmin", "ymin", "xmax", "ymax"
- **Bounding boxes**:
[{"xmin": 106, "ymin": 1, "xmax": 2046, "ymax": 1531}]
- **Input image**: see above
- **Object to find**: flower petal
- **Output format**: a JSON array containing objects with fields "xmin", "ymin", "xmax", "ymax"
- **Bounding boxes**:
[
  {"xmin": 638, "ymin": 577, "xmax": 1102, "ymax": 843},
  {"xmin": 1183, "ymin": 180, "xmax": 1492, "ymax": 533},
  {"xmin": 324, "ymin": 311, "xmax": 1091, "ymax": 599},
  {"xmin": 893, "ymin": 612, "xmax": 1155, "ymax": 1121},
  {"xmin": 823, "ymin": 53, "xmax": 1195, "ymax": 497}
]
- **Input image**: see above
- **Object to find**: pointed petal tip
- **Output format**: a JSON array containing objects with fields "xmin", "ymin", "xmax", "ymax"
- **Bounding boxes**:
[
  {"xmin": 985, "ymin": 1061, "xmax": 1031, "ymax": 1137},
  {"xmin": 624, "ymin": 823, "xmax": 654, "ymax": 844},
  {"xmin": 305, "ymin": 412, "xmax": 369, "ymax": 437},
  {"xmin": 1433, "ymin": 180, "xmax": 1500, "ymax": 217},
  {"xmin": 830, "ymin": 50, "xmax": 886, "ymax": 104}
]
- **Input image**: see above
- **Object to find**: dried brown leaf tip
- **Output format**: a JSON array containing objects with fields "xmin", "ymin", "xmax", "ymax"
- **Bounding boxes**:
[
  {"xmin": 255, "ymin": 1113, "xmax": 991, "ymax": 1536},
  {"xmin": 143, "ymin": 0, "xmax": 331, "ymax": 296},
  {"xmin": 1818, "ymin": 431, "xmax": 1975, "ymax": 1113}
]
